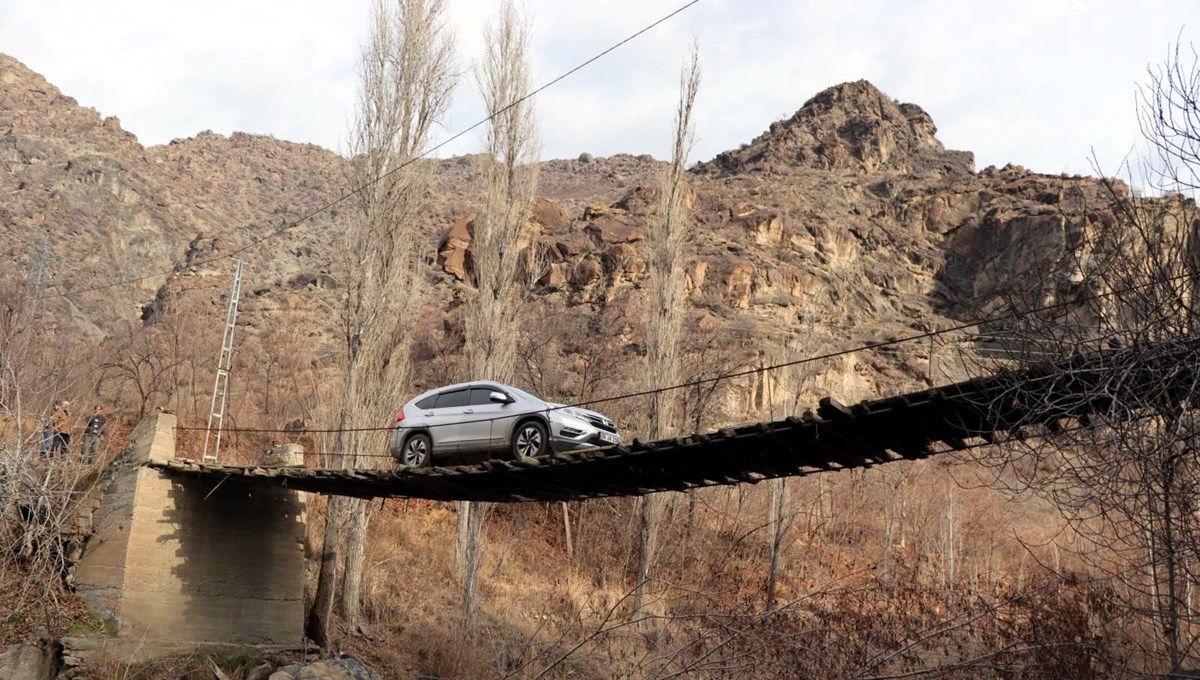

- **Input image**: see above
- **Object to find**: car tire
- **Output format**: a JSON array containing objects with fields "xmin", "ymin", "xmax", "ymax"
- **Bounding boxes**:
[
  {"xmin": 400, "ymin": 432, "xmax": 432, "ymax": 468},
  {"xmin": 511, "ymin": 420, "xmax": 548, "ymax": 460}
]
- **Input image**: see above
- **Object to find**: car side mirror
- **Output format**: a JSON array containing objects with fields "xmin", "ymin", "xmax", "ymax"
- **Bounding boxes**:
[{"xmin": 489, "ymin": 391, "xmax": 511, "ymax": 404}]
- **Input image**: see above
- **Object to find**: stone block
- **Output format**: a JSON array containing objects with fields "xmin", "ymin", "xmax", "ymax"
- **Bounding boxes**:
[{"xmin": 263, "ymin": 443, "xmax": 304, "ymax": 466}]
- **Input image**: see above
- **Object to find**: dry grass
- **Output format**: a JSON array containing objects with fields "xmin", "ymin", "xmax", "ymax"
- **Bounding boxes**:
[
  {"xmin": 313, "ymin": 459, "xmax": 1118, "ymax": 679},
  {"xmin": 0, "ymin": 563, "xmax": 90, "ymax": 645},
  {"xmin": 0, "ymin": 432, "xmax": 1130, "ymax": 679},
  {"xmin": 84, "ymin": 652, "xmax": 311, "ymax": 680},
  {"xmin": 0, "ymin": 369, "xmax": 1132, "ymax": 679}
]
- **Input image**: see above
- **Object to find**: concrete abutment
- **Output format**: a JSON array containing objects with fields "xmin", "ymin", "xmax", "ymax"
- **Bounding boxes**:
[{"xmin": 71, "ymin": 412, "xmax": 307, "ymax": 663}]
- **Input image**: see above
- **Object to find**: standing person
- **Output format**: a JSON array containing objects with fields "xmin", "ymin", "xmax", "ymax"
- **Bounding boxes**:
[
  {"xmin": 82, "ymin": 405, "xmax": 106, "ymax": 463},
  {"xmin": 40, "ymin": 401, "xmax": 59, "ymax": 457},
  {"xmin": 52, "ymin": 400, "xmax": 71, "ymax": 457}
]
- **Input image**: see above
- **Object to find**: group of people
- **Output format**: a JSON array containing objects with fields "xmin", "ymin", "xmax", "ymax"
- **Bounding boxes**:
[{"xmin": 40, "ymin": 401, "xmax": 107, "ymax": 462}]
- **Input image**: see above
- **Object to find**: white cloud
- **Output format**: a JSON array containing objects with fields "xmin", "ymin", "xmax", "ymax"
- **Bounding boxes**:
[{"xmin": 1, "ymin": 0, "xmax": 1196, "ymax": 175}]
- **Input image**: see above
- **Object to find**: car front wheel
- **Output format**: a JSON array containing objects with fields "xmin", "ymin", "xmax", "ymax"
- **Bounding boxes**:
[
  {"xmin": 512, "ymin": 420, "xmax": 548, "ymax": 460},
  {"xmin": 401, "ymin": 433, "xmax": 432, "ymax": 468}
]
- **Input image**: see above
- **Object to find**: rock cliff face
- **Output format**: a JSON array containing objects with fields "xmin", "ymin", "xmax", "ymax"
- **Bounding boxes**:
[
  {"xmin": 0, "ymin": 53, "xmax": 1123, "ymax": 427},
  {"xmin": 1, "ymin": 55, "xmax": 183, "ymax": 329}
]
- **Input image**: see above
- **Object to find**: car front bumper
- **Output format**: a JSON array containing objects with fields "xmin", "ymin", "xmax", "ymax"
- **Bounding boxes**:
[{"xmin": 548, "ymin": 414, "xmax": 621, "ymax": 451}]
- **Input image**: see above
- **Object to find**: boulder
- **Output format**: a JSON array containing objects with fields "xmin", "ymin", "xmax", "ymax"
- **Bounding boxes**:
[
  {"xmin": 582, "ymin": 204, "xmax": 611, "ymax": 220},
  {"xmin": 438, "ymin": 213, "xmax": 476, "ymax": 281},
  {"xmin": 439, "ymin": 247, "xmax": 472, "ymax": 282},
  {"xmin": 571, "ymin": 259, "xmax": 603, "ymax": 286},
  {"xmin": 554, "ymin": 233, "xmax": 592, "ymax": 258},
  {"xmin": 604, "ymin": 243, "xmax": 644, "ymax": 280},
  {"xmin": 530, "ymin": 197, "xmax": 568, "ymax": 230},
  {"xmin": 268, "ymin": 656, "xmax": 380, "ymax": 680},
  {"xmin": 612, "ymin": 185, "xmax": 661, "ymax": 215},
  {"xmin": 584, "ymin": 215, "xmax": 644, "ymax": 245},
  {"xmin": 545, "ymin": 262, "xmax": 570, "ymax": 288},
  {"xmin": 246, "ymin": 661, "xmax": 275, "ymax": 680},
  {"xmin": 0, "ymin": 636, "xmax": 59, "ymax": 680}
]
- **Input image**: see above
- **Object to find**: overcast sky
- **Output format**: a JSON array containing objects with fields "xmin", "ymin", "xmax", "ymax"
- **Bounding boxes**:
[{"xmin": 0, "ymin": 0, "xmax": 1195, "ymax": 176}]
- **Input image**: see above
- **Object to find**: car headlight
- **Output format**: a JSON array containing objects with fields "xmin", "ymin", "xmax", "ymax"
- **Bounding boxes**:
[{"xmin": 553, "ymin": 411, "xmax": 590, "ymax": 429}]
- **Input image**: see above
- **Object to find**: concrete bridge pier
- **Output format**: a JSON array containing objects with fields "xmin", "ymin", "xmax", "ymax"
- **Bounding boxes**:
[{"xmin": 71, "ymin": 412, "xmax": 308, "ymax": 663}]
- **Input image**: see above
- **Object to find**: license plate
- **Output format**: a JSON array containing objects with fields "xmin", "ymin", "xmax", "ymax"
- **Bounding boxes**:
[{"xmin": 598, "ymin": 431, "xmax": 618, "ymax": 444}]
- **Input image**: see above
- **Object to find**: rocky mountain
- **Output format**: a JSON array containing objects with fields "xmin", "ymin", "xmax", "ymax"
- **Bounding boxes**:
[
  {"xmin": 0, "ymin": 52, "xmax": 1121, "ymax": 431},
  {"xmin": 700, "ymin": 79, "xmax": 975, "ymax": 177}
]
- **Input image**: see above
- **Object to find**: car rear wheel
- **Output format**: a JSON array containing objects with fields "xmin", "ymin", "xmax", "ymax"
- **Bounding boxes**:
[
  {"xmin": 512, "ymin": 420, "xmax": 548, "ymax": 460},
  {"xmin": 401, "ymin": 433, "xmax": 432, "ymax": 468}
]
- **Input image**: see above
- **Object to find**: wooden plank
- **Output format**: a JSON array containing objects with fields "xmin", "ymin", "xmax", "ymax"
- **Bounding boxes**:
[
  {"xmin": 805, "ymin": 427, "xmax": 871, "ymax": 469},
  {"xmin": 818, "ymin": 397, "xmax": 854, "ymax": 420}
]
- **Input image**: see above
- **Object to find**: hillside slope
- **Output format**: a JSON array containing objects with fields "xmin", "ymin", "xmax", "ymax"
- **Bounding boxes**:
[{"xmin": 1, "ymin": 53, "xmax": 1119, "ymax": 426}]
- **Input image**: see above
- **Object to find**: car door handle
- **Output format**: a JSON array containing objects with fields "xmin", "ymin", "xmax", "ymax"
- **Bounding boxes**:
[
  {"xmin": 424, "ymin": 412, "xmax": 435, "ymax": 417},
  {"xmin": 463, "ymin": 409, "xmax": 475, "ymax": 414}
]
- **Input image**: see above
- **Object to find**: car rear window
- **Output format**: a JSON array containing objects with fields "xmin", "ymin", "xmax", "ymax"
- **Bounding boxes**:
[
  {"xmin": 469, "ymin": 387, "xmax": 504, "ymax": 405},
  {"xmin": 415, "ymin": 395, "xmax": 437, "ymax": 409},
  {"xmin": 434, "ymin": 389, "xmax": 469, "ymax": 408}
]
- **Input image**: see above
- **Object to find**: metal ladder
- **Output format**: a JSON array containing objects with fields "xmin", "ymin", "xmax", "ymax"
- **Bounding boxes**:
[{"xmin": 202, "ymin": 260, "xmax": 245, "ymax": 462}]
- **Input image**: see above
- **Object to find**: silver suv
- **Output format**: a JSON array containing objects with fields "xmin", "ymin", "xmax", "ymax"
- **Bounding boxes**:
[{"xmin": 388, "ymin": 381, "xmax": 621, "ymax": 467}]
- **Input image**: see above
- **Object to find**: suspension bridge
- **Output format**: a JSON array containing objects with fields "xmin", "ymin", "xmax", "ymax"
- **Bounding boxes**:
[{"xmin": 146, "ymin": 337, "xmax": 1190, "ymax": 503}]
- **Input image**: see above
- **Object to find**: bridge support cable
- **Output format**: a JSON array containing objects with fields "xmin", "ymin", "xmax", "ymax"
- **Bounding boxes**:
[{"xmin": 202, "ymin": 260, "xmax": 245, "ymax": 463}]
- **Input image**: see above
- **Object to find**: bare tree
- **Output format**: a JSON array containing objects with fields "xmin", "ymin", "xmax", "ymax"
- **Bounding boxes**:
[
  {"xmin": 457, "ymin": 0, "xmax": 540, "ymax": 624},
  {"xmin": 764, "ymin": 306, "xmax": 822, "ymax": 612},
  {"xmin": 154, "ymin": 287, "xmax": 220, "ymax": 421},
  {"xmin": 308, "ymin": 0, "xmax": 456, "ymax": 646},
  {"xmin": 0, "ymin": 236, "xmax": 57, "ymax": 458},
  {"xmin": 97, "ymin": 324, "xmax": 182, "ymax": 419},
  {"xmin": 634, "ymin": 42, "xmax": 699, "ymax": 615},
  {"xmin": 971, "ymin": 42, "xmax": 1200, "ymax": 675},
  {"xmin": 465, "ymin": 0, "xmax": 539, "ymax": 384},
  {"xmin": 0, "ymin": 242, "xmax": 98, "ymax": 635}
]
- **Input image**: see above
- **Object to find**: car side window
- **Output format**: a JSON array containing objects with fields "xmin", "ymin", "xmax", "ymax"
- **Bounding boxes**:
[
  {"xmin": 434, "ymin": 389, "xmax": 469, "ymax": 409},
  {"xmin": 468, "ymin": 387, "xmax": 505, "ymax": 406},
  {"xmin": 415, "ymin": 395, "xmax": 437, "ymax": 410}
]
